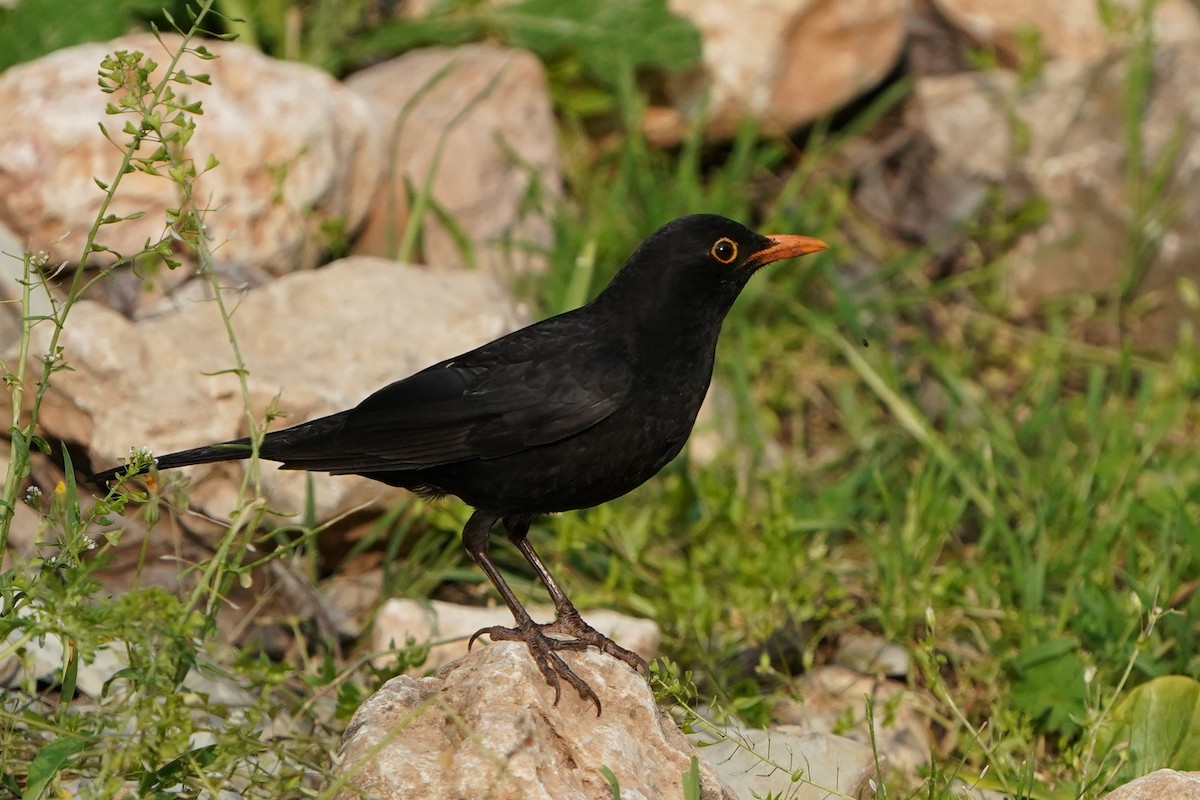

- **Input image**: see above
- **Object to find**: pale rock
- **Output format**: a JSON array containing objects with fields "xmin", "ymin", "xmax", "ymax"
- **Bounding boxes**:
[
  {"xmin": 31, "ymin": 256, "xmax": 525, "ymax": 521},
  {"xmin": 915, "ymin": 72, "xmax": 1015, "ymax": 184},
  {"xmin": 775, "ymin": 664, "xmax": 933, "ymax": 775},
  {"xmin": 847, "ymin": 65, "xmax": 1028, "ymax": 252},
  {"xmin": 332, "ymin": 642, "xmax": 737, "ymax": 800},
  {"xmin": 0, "ymin": 500, "xmax": 42, "ymax": 569},
  {"xmin": 0, "ymin": 219, "xmax": 47, "ymax": 353},
  {"xmin": 370, "ymin": 598, "xmax": 661, "ymax": 672},
  {"xmin": 0, "ymin": 601, "xmax": 254, "ymax": 705},
  {"xmin": 1010, "ymin": 49, "xmax": 1200, "ymax": 347},
  {"xmin": 835, "ymin": 631, "xmax": 911, "ymax": 678},
  {"xmin": 910, "ymin": 42, "xmax": 1200, "ymax": 348},
  {"xmin": 1100, "ymin": 770, "xmax": 1200, "ymax": 800},
  {"xmin": 0, "ymin": 612, "xmax": 124, "ymax": 695},
  {"xmin": 382, "ymin": 0, "xmax": 909, "ymax": 145},
  {"xmin": 690, "ymin": 721, "xmax": 879, "ymax": 800},
  {"xmin": 0, "ymin": 33, "xmax": 382, "ymax": 289},
  {"xmin": 318, "ymin": 569, "xmax": 384, "ymax": 641},
  {"xmin": 931, "ymin": 0, "xmax": 1200, "ymax": 62},
  {"xmin": 932, "ymin": 0, "xmax": 1111, "ymax": 61},
  {"xmin": 346, "ymin": 44, "xmax": 562, "ymax": 276},
  {"xmin": 0, "ymin": 447, "xmax": 46, "ymax": 564},
  {"xmin": 650, "ymin": 0, "xmax": 909, "ymax": 143}
]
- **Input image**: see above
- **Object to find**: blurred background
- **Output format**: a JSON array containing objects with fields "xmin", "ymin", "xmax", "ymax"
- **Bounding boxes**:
[{"xmin": 1, "ymin": 1, "xmax": 1198, "ymax": 797}]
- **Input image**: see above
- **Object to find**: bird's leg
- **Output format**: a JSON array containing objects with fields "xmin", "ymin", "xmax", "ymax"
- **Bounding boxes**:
[
  {"xmin": 461, "ymin": 510, "xmax": 601, "ymax": 714},
  {"xmin": 502, "ymin": 514, "xmax": 648, "ymax": 676}
]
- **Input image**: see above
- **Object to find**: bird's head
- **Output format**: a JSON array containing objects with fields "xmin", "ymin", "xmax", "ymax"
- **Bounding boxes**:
[{"xmin": 596, "ymin": 214, "xmax": 828, "ymax": 325}]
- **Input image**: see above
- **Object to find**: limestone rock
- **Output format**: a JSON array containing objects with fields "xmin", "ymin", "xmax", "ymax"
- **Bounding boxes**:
[
  {"xmin": 318, "ymin": 569, "xmax": 384, "ymax": 641},
  {"xmin": 0, "ymin": 442, "xmax": 46, "ymax": 567},
  {"xmin": 930, "ymin": 0, "xmax": 1200, "ymax": 62},
  {"xmin": 370, "ymin": 598, "xmax": 661, "ymax": 672},
  {"xmin": 0, "ymin": 33, "xmax": 382, "ymax": 298},
  {"xmin": 776, "ymin": 665, "xmax": 933, "ymax": 775},
  {"xmin": 850, "ymin": 68, "xmax": 1027, "ymax": 251},
  {"xmin": 834, "ymin": 632, "xmax": 911, "ymax": 678},
  {"xmin": 346, "ymin": 44, "xmax": 562, "ymax": 276},
  {"xmin": 1101, "ymin": 770, "xmax": 1200, "ymax": 800},
  {"xmin": 690, "ymin": 721, "xmax": 880, "ymax": 800},
  {"xmin": 0, "ymin": 450, "xmax": 44, "ymax": 566},
  {"xmin": 0, "ymin": 220, "xmax": 48, "ymax": 354},
  {"xmin": 0, "ymin": 601, "xmax": 254, "ymax": 705},
  {"xmin": 909, "ymin": 40, "xmax": 1200, "ymax": 348},
  {"xmin": 32, "ymin": 256, "xmax": 525, "ymax": 521},
  {"xmin": 332, "ymin": 642, "xmax": 737, "ymax": 800},
  {"xmin": 914, "ymin": 72, "xmax": 1015, "ymax": 186},
  {"xmin": 649, "ymin": 0, "xmax": 909, "ymax": 144}
]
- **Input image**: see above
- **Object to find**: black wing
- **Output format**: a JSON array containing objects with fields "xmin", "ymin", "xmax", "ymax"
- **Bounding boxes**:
[{"xmin": 269, "ymin": 328, "xmax": 633, "ymax": 475}]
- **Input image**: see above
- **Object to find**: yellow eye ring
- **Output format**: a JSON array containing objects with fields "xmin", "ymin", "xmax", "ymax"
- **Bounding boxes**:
[{"xmin": 710, "ymin": 237, "xmax": 737, "ymax": 264}]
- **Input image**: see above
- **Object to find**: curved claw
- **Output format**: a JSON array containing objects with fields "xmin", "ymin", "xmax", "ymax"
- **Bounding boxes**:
[
  {"xmin": 538, "ymin": 647, "xmax": 601, "ymax": 715},
  {"xmin": 536, "ymin": 653, "xmax": 563, "ymax": 707},
  {"xmin": 467, "ymin": 625, "xmax": 498, "ymax": 652},
  {"xmin": 539, "ymin": 612, "xmax": 649, "ymax": 676},
  {"xmin": 468, "ymin": 623, "xmax": 603, "ymax": 715}
]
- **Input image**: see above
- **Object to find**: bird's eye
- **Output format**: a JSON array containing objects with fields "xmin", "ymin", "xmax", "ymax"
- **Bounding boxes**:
[{"xmin": 710, "ymin": 237, "xmax": 737, "ymax": 264}]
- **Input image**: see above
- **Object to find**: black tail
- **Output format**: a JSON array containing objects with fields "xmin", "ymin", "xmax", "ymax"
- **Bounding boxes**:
[
  {"xmin": 92, "ymin": 438, "xmax": 253, "ymax": 485},
  {"xmin": 90, "ymin": 409, "xmax": 354, "ymax": 486}
]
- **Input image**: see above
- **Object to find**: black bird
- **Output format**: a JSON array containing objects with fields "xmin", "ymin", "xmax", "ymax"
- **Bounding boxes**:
[{"xmin": 94, "ymin": 214, "xmax": 827, "ymax": 712}]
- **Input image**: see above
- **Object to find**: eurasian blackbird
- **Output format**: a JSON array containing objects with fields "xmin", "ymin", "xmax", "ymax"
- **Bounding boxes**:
[{"xmin": 94, "ymin": 214, "xmax": 827, "ymax": 712}]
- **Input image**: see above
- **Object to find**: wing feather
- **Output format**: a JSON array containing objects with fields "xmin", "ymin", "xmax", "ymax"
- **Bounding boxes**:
[{"xmin": 272, "ymin": 329, "xmax": 632, "ymax": 474}]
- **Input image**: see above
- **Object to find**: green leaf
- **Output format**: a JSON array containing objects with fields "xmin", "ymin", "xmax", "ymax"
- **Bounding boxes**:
[
  {"xmin": 343, "ymin": 17, "xmax": 486, "ymax": 68},
  {"xmin": 0, "ymin": 0, "xmax": 165, "ymax": 72},
  {"xmin": 1007, "ymin": 636, "xmax": 1087, "ymax": 736},
  {"xmin": 23, "ymin": 735, "xmax": 85, "ymax": 800},
  {"xmin": 59, "ymin": 638, "xmax": 79, "ymax": 703},
  {"xmin": 1096, "ymin": 675, "xmax": 1200, "ymax": 782},
  {"xmin": 681, "ymin": 756, "xmax": 701, "ymax": 800},
  {"xmin": 490, "ymin": 0, "xmax": 701, "ymax": 86},
  {"xmin": 135, "ymin": 744, "xmax": 219, "ymax": 794},
  {"xmin": 343, "ymin": 0, "xmax": 700, "ymax": 88},
  {"xmin": 336, "ymin": 681, "xmax": 365, "ymax": 720},
  {"xmin": 599, "ymin": 765, "xmax": 620, "ymax": 799}
]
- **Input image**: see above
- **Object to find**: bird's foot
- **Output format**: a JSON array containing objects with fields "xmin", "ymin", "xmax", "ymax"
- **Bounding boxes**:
[
  {"xmin": 469, "ymin": 622, "xmax": 602, "ymax": 714},
  {"xmin": 467, "ymin": 609, "xmax": 649, "ymax": 715},
  {"xmin": 537, "ymin": 608, "xmax": 649, "ymax": 676}
]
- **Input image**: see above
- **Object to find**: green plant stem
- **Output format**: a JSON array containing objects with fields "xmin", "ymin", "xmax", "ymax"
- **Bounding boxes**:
[
  {"xmin": 0, "ymin": 1, "xmax": 219, "ymax": 548},
  {"xmin": 798, "ymin": 306, "xmax": 997, "ymax": 519},
  {"xmin": 188, "ymin": 227, "xmax": 264, "ymax": 501},
  {"xmin": 0, "ymin": 254, "xmax": 39, "ymax": 553},
  {"xmin": 397, "ymin": 59, "xmax": 509, "ymax": 265}
]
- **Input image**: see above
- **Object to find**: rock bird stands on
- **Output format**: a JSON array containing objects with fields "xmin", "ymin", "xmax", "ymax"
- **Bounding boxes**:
[{"xmin": 95, "ymin": 214, "xmax": 828, "ymax": 713}]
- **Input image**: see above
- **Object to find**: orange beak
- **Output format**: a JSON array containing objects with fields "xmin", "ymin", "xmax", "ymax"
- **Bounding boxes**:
[{"xmin": 747, "ymin": 234, "xmax": 828, "ymax": 268}]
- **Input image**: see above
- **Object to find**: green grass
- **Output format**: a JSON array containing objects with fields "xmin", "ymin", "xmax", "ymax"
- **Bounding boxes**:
[
  {"xmin": 3, "ymin": 2, "xmax": 1199, "ymax": 797},
  {"xmin": 513, "ymin": 32, "xmax": 1200, "ymax": 795}
]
